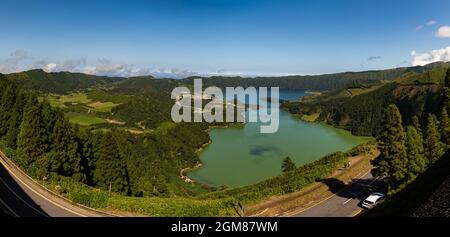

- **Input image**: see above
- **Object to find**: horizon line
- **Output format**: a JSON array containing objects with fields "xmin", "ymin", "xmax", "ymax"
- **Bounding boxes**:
[{"xmin": 2, "ymin": 61, "xmax": 449, "ymax": 80}]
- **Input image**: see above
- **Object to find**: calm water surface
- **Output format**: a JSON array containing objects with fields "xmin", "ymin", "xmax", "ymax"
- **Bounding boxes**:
[{"xmin": 188, "ymin": 90, "xmax": 370, "ymax": 187}]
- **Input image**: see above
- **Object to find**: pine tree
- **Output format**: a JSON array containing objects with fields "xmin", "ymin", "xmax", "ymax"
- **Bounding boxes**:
[
  {"xmin": 150, "ymin": 159, "xmax": 169, "ymax": 197},
  {"xmin": 0, "ymin": 74, "xmax": 8, "ymax": 97},
  {"xmin": 0, "ymin": 84, "xmax": 17, "ymax": 136},
  {"xmin": 46, "ymin": 112, "xmax": 85, "ymax": 182},
  {"xmin": 405, "ymin": 126, "xmax": 427, "ymax": 181},
  {"xmin": 424, "ymin": 114, "xmax": 445, "ymax": 164},
  {"xmin": 439, "ymin": 108, "xmax": 450, "ymax": 146},
  {"xmin": 93, "ymin": 133, "xmax": 130, "ymax": 195},
  {"xmin": 41, "ymin": 101, "xmax": 57, "ymax": 145},
  {"xmin": 79, "ymin": 130, "xmax": 100, "ymax": 186},
  {"xmin": 412, "ymin": 116, "xmax": 422, "ymax": 134},
  {"xmin": 373, "ymin": 104, "xmax": 408, "ymax": 187},
  {"xmin": 443, "ymin": 76, "xmax": 450, "ymax": 113},
  {"xmin": 440, "ymin": 69, "xmax": 450, "ymax": 135},
  {"xmin": 445, "ymin": 68, "xmax": 450, "ymax": 88},
  {"xmin": 16, "ymin": 96, "xmax": 48, "ymax": 176},
  {"xmin": 281, "ymin": 157, "xmax": 296, "ymax": 173},
  {"xmin": 5, "ymin": 90, "xmax": 29, "ymax": 148}
]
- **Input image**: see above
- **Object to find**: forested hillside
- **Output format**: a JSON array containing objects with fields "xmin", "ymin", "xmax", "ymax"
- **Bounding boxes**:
[
  {"xmin": 283, "ymin": 66, "xmax": 450, "ymax": 136},
  {"xmin": 365, "ymin": 72, "xmax": 450, "ymax": 214},
  {"xmin": 3, "ymin": 61, "xmax": 449, "ymax": 95},
  {"xmin": 183, "ymin": 62, "xmax": 450, "ymax": 91},
  {"xmin": 0, "ymin": 74, "xmax": 215, "ymax": 198},
  {"xmin": 1, "ymin": 63, "xmax": 449, "ymax": 216},
  {"xmin": 5, "ymin": 69, "xmax": 124, "ymax": 94}
]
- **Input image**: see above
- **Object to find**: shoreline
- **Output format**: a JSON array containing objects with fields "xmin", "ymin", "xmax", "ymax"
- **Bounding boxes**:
[
  {"xmin": 182, "ymin": 101, "xmax": 372, "ymax": 187},
  {"xmin": 180, "ymin": 122, "xmax": 244, "ymax": 184},
  {"xmin": 179, "ymin": 139, "xmax": 212, "ymax": 184},
  {"xmin": 304, "ymin": 91, "xmax": 322, "ymax": 95},
  {"xmin": 180, "ymin": 163, "xmax": 204, "ymax": 184}
]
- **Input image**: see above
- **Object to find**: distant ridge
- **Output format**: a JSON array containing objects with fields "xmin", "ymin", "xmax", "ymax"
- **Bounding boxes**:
[
  {"xmin": 1, "ymin": 61, "xmax": 449, "ymax": 93},
  {"xmin": 182, "ymin": 61, "xmax": 450, "ymax": 91},
  {"xmin": 3, "ymin": 69, "xmax": 125, "ymax": 94}
]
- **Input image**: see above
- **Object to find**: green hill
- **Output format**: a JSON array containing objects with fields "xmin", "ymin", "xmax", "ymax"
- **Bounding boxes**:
[
  {"xmin": 283, "ymin": 66, "xmax": 449, "ymax": 136},
  {"xmin": 1, "ymin": 62, "xmax": 449, "ymax": 216},
  {"xmin": 4, "ymin": 69, "xmax": 125, "ymax": 94},
  {"xmin": 182, "ymin": 62, "xmax": 450, "ymax": 91}
]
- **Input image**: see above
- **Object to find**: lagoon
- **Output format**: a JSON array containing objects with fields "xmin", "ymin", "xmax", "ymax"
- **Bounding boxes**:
[{"xmin": 188, "ymin": 91, "xmax": 370, "ymax": 188}]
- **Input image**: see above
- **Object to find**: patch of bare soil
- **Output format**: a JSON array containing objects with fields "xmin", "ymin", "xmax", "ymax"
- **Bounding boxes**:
[{"xmin": 392, "ymin": 84, "xmax": 439, "ymax": 99}]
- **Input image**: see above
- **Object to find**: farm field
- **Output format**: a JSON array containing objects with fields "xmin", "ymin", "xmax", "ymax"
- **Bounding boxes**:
[
  {"xmin": 66, "ymin": 112, "xmax": 107, "ymax": 126},
  {"xmin": 42, "ymin": 92, "xmax": 122, "ymax": 113}
]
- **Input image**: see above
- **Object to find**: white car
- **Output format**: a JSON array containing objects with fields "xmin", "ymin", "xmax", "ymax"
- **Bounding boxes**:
[{"xmin": 361, "ymin": 192, "xmax": 385, "ymax": 209}]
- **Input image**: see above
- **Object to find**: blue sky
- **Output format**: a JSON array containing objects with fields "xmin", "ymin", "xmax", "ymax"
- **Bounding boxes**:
[{"xmin": 0, "ymin": 0, "xmax": 449, "ymax": 78}]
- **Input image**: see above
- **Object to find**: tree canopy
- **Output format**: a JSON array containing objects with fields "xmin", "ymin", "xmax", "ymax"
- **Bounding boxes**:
[{"xmin": 281, "ymin": 157, "xmax": 296, "ymax": 173}]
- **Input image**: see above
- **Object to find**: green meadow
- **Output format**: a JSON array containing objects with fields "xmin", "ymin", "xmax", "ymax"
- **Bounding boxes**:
[
  {"xmin": 43, "ymin": 92, "xmax": 121, "ymax": 113},
  {"xmin": 67, "ymin": 112, "xmax": 107, "ymax": 126}
]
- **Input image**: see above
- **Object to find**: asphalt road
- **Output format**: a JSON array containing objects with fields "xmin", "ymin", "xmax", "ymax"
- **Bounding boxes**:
[
  {"xmin": 1, "ymin": 148, "xmax": 384, "ymax": 218},
  {"xmin": 0, "ymin": 153, "xmax": 109, "ymax": 217},
  {"xmin": 291, "ymin": 171, "xmax": 387, "ymax": 217},
  {"xmin": 0, "ymin": 162, "xmax": 83, "ymax": 217}
]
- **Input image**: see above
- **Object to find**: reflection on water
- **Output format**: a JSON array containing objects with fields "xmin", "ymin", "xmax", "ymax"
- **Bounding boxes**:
[
  {"xmin": 188, "ymin": 90, "xmax": 371, "ymax": 187},
  {"xmin": 249, "ymin": 145, "xmax": 282, "ymax": 157}
]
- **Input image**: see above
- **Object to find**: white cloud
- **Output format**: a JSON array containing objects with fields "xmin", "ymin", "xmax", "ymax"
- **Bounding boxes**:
[
  {"xmin": 81, "ymin": 61, "xmax": 152, "ymax": 77},
  {"xmin": 44, "ymin": 63, "xmax": 57, "ymax": 72},
  {"xmin": 0, "ymin": 49, "xmax": 35, "ymax": 72},
  {"xmin": 427, "ymin": 20, "xmax": 438, "ymax": 26},
  {"xmin": 97, "ymin": 58, "xmax": 112, "ymax": 64},
  {"xmin": 0, "ymin": 64, "xmax": 20, "ymax": 73},
  {"xmin": 60, "ymin": 58, "xmax": 86, "ymax": 71},
  {"xmin": 0, "ymin": 50, "xmax": 275, "ymax": 78},
  {"xmin": 367, "ymin": 56, "xmax": 382, "ymax": 61},
  {"xmin": 436, "ymin": 25, "xmax": 450, "ymax": 38},
  {"xmin": 416, "ymin": 20, "xmax": 438, "ymax": 31},
  {"xmin": 411, "ymin": 46, "xmax": 450, "ymax": 66},
  {"xmin": 82, "ymin": 63, "xmax": 129, "ymax": 77},
  {"xmin": 32, "ymin": 59, "xmax": 49, "ymax": 69},
  {"xmin": 10, "ymin": 49, "xmax": 33, "ymax": 60}
]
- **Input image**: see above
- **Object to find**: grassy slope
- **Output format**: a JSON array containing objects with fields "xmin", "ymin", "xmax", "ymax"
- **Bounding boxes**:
[
  {"xmin": 1, "ymin": 139, "xmax": 373, "ymax": 216},
  {"xmin": 42, "ymin": 92, "xmax": 126, "ymax": 127},
  {"xmin": 6, "ymin": 65, "xmax": 448, "ymax": 216},
  {"xmin": 247, "ymin": 146, "xmax": 378, "ymax": 216},
  {"xmin": 284, "ymin": 67, "xmax": 448, "ymax": 137},
  {"xmin": 295, "ymin": 66, "xmax": 448, "ymax": 105},
  {"xmin": 67, "ymin": 113, "xmax": 107, "ymax": 126}
]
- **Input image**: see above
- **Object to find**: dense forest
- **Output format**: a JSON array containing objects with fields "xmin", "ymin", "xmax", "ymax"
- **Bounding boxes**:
[
  {"xmin": 0, "ymin": 62, "xmax": 449, "ymax": 216},
  {"xmin": 283, "ymin": 67, "xmax": 450, "ymax": 193},
  {"xmin": 6, "ymin": 69, "xmax": 124, "ymax": 94},
  {"xmin": 369, "ymin": 69, "xmax": 450, "ymax": 199},
  {"xmin": 6, "ymin": 61, "xmax": 449, "ymax": 94},
  {"xmin": 0, "ymin": 74, "xmax": 216, "ymax": 198},
  {"xmin": 183, "ymin": 62, "xmax": 450, "ymax": 91},
  {"xmin": 283, "ymin": 66, "xmax": 450, "ymax": 136}
]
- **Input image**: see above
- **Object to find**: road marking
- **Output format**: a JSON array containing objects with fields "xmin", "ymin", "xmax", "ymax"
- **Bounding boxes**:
[
  {"xmin": 343, "ymin": 198, "xmax": 353, "ymax": 205},
  {"xmin": 351, "ymin": 209, "xmax": 363, "ymax": 217},
  {"xmin": 0, "ymin": 176, "xmax": 49, "ymax": 217},
  {"xmin": 0, "ymin": 196, "xmax": 19, "ymax": 217},
  {"xmin": 0, "ymin": 157, "xmax": 86, "ymax": 217},
  {"xmin": 342, "ymin": 179, "xmax": 378, "ymax": 205},
  {"xmin": 285, "ymin": 169, "xmax": 372, "ymax": 217}
]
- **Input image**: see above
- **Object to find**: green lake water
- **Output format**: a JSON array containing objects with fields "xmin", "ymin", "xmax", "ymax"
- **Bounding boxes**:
[{"xmin": 188, "ymin": 91, "xmax": 370, "ymax": 188}]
